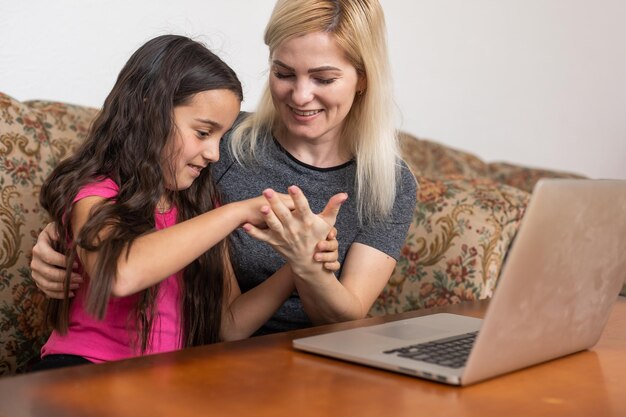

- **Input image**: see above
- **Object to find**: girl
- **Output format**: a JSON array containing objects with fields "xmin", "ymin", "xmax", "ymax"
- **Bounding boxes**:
[{"xmin": 34, "ymin": 34, "xmax": 343, "ymax": 371}]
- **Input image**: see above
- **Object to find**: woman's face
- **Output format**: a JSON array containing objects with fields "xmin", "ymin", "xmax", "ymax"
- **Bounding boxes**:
[
  {"xmin": 269, "ymin": 31, "xmax": 364, "ymax": 145},
  {"xmin": 163, "ymin": 89, "xmax": 240, "ymax": 191}
]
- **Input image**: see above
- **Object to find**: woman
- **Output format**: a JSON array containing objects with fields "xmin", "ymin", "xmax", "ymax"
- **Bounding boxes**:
[{"xmin": 31, "ymin": 0, "xmax": 417, "ymax": 335}]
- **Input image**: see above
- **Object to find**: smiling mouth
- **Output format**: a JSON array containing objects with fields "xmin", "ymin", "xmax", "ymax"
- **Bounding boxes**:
[
  {"xmin": 187, "ymin": 164, "xmax": 205, "ymax": 175},
  {"xmin": 289, "ymin": 107, "xmax": 322, "ymax": 117}
]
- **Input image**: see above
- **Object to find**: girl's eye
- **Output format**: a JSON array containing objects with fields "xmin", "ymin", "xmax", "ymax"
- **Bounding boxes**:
[
  {"xmin": 197, "ymin": 130, "xmax": 211, "ymax": 138},
  {"xmin": 273, "ymin": 71, "xmax": 293, "ymax": 79}
]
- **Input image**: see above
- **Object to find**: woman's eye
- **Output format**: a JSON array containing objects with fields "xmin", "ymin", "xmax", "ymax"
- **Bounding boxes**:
[
  {"xmin": 197, "ymin": 130, "xmax": 211, "ymax": 138},
  {"xmin": 316, "ymin": 78, "xmax": 337, "ymax": 85}
]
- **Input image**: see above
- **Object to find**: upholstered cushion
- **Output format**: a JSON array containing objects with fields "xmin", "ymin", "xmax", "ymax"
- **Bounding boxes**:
[
  {"xmin": 398, "ymin": 132, "xmax": 489, "ymax": 179},
  {"xmin": 370, "ymin": 176, "xmax": 530, "ymax": 316},
  {"xmin": 24, "ymin": 100, "xmax": 99, "ymax": 162},
  {"xmin": 488, "ymin": 162, "xmax": 584, "ymax": 193},
  {"xmin": 0, "ymin": 93, "xmax": 56, "ymax": 374}
]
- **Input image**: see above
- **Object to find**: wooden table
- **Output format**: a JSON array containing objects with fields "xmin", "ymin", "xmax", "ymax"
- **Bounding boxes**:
[{"xmin": 1, "ymin": 298, "xmax": 624, "ymax": 417}]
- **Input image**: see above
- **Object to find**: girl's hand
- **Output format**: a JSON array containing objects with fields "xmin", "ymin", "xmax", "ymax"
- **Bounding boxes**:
[
  {"xmin": 243, "ymin": 186, "xmax": 347, "ymax": 278},
  {"xmin": 314, "ymin": 228, "xmax": 341, "ymax": 272},
  {"xmin": 236, "ymin": 192, "xmax": 296, "ymax": 227}
]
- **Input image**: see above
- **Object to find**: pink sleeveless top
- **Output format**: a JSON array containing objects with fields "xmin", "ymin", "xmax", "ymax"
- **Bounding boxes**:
[{"xmin": 41, "ymin": 178, "xmax": 182, "ymax": 363}]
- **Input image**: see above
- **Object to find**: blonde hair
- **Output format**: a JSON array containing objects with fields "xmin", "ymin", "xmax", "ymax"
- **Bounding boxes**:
[{"xmin": 230, "ymin": 0, "xmax": 400, "ymax": 222}]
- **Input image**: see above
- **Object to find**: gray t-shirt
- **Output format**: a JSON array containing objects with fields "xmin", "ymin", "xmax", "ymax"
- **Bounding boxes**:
[{"xmin": 213, "ymin": 127, "xmax": 417, "ymax": 334}]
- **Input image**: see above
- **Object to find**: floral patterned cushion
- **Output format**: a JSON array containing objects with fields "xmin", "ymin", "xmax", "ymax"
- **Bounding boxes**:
[
  {"xmin": 24, "ymin": 100, "xmax": 99, "ymax": 162},
  {"xmin": 398, "ymin": 132, "xmax": 489, "ymax": 179},
  {"xmin": 0, "ymin": 94, "xmax": 97, "ymax": 376},
  {"xmin": 0, "ymin": 93, "xmax": 56, "ymax": 375},
  {"xmin": 488, "ymin": 162, "xmax": 585, "ymax": 193},
  {"xmin": 370, "ymin": 176, "xmax": 530, "ymax": 316}
]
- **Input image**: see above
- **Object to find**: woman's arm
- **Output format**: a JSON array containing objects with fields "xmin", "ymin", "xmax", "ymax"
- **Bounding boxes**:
[
  {"xmin": 244, "ymin": 186, "xmax": 388, "ymax": 324},
  {"xmin": 297, "ymin": 243, "xmax": 396, "ymax": 324}
]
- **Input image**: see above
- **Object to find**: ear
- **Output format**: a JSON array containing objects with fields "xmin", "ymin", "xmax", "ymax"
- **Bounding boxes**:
[{"xmin": 356, "ymin": 73, "xmax": 367, "ymax": 95}]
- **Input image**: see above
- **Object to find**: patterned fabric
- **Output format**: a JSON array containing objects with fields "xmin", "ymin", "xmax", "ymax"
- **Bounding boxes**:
[
  {"xmin": 0, "ymin": 93, "xmax": 96, "ymax": 375},
  {"xmin": 24, "ymin": 99, "xmax": 99, "ymax": 163},
  {"xmin": 398, "ymin": 132, "xmax": 489, "ymax": 179},
  {"xmin": 369, "ymin": 176, "xmax": 529, "ymax": 316},
  {"xmin": 488, "ymin": 162, "xmax": 585, "ymax": 193},
  {"xmin": 0, "ymin": 93, "xmax": 55, "ymax": 375}
]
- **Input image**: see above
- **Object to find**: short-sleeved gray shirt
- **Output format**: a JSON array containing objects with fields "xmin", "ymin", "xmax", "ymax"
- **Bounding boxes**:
[{"xmin": 213, "ymin": 126, "xmax": 417, "ymax": 334}]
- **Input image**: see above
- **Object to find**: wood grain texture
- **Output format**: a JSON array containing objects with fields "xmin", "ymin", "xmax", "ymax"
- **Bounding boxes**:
[{"xmin": 0, "ymin": 299, "xmax": 624, "ymax": 417}]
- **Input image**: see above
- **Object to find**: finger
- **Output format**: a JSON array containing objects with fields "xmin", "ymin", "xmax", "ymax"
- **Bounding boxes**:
[
  {"xmin": 33, "ymin": 242, "xmax": 67, "ymax": 270},
  {"xmin": 288, "ymin": 186, "xmax": 314, "ymax": 218},
  {"xmin": 263, "ymin": 189, "xmax": 293, "ymax": 224},
  {"xmin": 242, "ymin": 222, "xmax": 274, "ymax": 243},
  {"xmin": 276, "ymin": 193, "xmax": 296, "ymax": 211},
  {"xmin": 319, "ymin": 193, "xmax": 348, "ymax": 227},
  {"xmin": 30, "ymin": 259, "xmax": 69, "ymax": 283},
  {"xmin": 314, "ymin": 251, "xmax": 339, "ymax": 263},
  {"xmin": 326, "ymin": 227, "xmax": 337, "ymax": 240},
  {"xmin": 323, "ymin": 261, "xmax": 341, "ymax": 272},
  {"xmin": 43, "ymin": 222, "xmax": 60, "ymax": 241},
  {"xmin": 260, "ymin": 204, "xmax": 286, "ymax": 234},
  {"xmin": 42, "ymin": 289, "xmax": 75, "ymax": 299},
  {"xmin": 316, "ymin": 238, "xmax": 338, "ymax": 252},
  {"xmin": 32, "ymin": 271, "xmax": 80, "ymax": 292}
]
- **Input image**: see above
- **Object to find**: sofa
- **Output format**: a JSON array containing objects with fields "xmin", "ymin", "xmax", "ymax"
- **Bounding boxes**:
[{"xmin": 1, "ymin": 91, "xmax": 612, "ymax": 376}]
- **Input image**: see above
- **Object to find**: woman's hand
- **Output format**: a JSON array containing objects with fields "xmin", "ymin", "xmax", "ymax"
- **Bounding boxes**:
[
  {"xmin": 234, "ymin": 192, "xmax": 296, "ymax": 227},
  {"xmin": 243, "ymin": 186, "xmax": 347, "ymax": 278},
  {"xmin": 30, "ymin": 223, "xmax": 83, "ymax": 298}
]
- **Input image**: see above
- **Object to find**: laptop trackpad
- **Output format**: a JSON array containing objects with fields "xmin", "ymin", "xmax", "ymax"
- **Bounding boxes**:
[{"xmin": 367, "ymin": 323, "xmax": 448, "ymax": 341}]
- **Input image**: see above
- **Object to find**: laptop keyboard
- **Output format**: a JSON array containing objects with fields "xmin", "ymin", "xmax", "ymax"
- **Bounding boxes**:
[{"xmin": 383, "ymin": 331, "xmax": 478, "ymax": 369}]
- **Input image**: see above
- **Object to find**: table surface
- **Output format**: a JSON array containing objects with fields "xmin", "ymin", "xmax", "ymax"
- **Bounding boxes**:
[{"xmin": 1, "ymin": 298, "xmax": 624, "ymax": 417}]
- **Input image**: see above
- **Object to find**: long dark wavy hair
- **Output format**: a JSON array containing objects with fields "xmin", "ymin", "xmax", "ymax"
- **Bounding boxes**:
[{"xmin": 40, "ymin": 34, "xmax": 243, "ymax": 352}]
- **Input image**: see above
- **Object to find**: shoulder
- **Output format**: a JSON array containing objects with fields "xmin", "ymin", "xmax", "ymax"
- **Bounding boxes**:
[
  {"xmin": 73, "ymin": 177, "xmax": 119, "ymax": 204},
  {"xmin": 395, "ymin": 159, "xmax": 418, "ymax": 204}
]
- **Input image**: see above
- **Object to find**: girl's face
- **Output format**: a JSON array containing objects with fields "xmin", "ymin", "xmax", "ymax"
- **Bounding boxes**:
[
  {"xmin": 163, "ymin": 89, "xmax": 240, "ymax": 191},
  {"xmin": 269, "ymin": 31, "xmax": 365, "ymax": 145}
]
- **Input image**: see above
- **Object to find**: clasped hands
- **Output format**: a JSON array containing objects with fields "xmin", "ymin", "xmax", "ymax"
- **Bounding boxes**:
[{"xmin": 243, "ymin": 185, "xmax": 348, "ymax": 278}]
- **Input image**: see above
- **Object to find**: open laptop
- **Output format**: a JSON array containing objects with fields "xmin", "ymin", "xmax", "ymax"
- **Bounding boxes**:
[{"xmin": 293, "ymin": 179, "xmax": 626, "ymax": 385}]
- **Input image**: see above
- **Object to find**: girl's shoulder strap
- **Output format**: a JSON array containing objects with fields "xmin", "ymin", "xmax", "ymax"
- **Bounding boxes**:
[{"xmin": 73, "ymin": 177, "xmax": 119, "ymax": 204}]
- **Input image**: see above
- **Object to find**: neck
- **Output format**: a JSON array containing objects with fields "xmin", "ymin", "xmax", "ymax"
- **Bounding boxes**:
[
  {"xmin": 273, "ymin": 129, "xmax": 352, "ymax": 168},
  {"xmin": 157, "ymin": 195, "xmax": 171, "ymax": 214}
]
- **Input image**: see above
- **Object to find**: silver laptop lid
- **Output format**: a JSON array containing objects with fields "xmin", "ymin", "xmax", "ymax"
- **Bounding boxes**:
[{"xmin": 462, "ymin": 179, "xmax": 626, "ymax": 384}]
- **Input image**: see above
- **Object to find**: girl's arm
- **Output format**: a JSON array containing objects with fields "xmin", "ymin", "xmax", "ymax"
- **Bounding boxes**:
[
  {"xmin": 244, "ymin": 186, "xmax": 395, "ymax": 325},
  {"xmin": 71, "ymin": 194, "xmax": 288, "ymax": 297},
  {"xmin": 219, "ymin": 256, "xmax": 294, "ymax": 341}
]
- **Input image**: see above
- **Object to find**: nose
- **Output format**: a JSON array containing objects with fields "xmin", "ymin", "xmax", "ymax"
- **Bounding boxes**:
[
  {"xmin": 202, "ymin": 138, "xmax": 220, "ymax": 163},
  {"xmin": 291, "ymin": 79, "xmax": 314, "ymax": 106}
]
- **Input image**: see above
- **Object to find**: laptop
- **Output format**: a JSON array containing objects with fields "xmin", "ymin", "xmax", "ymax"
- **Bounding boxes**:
[{"xmin": 293, "ymin": 179, "xmax": 626, "ymax": 385}]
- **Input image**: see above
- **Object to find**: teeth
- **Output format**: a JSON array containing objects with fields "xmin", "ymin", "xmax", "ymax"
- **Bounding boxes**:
[{"xmin": 291, "ymin": 108, "xmax": 321, "ymax": 117}]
